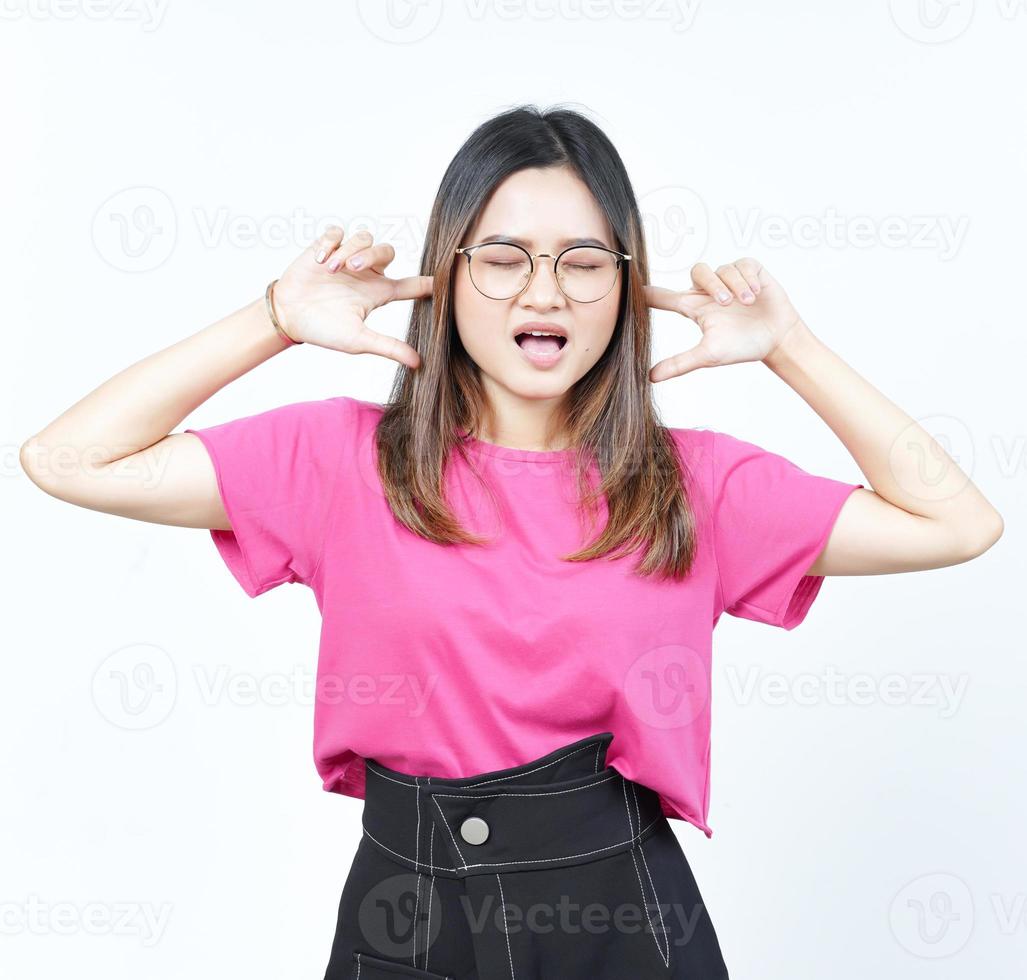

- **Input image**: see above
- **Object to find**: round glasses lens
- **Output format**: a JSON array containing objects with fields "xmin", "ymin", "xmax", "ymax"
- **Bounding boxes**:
[
  {"xmin": 468, "ymin": 243, "xmax": 532, "ymax": 299},
  {"xmin": 555, "ymin": 246, "xmax": 620, "ymax": 302},
  {"xmin": 467, "ymin": 244, "xmax": 621, "ymax": 302}
]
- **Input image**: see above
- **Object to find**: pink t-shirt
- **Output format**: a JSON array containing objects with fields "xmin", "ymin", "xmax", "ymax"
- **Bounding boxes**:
[{"xmin": 186, "ymin": 395, "xmax": 862, "ymax": 838}]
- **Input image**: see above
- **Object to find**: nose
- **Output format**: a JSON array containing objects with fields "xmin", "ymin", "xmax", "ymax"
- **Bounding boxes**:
[{"xmin": 518, "ymin": 254, "xmax": 565, "ymax": 310}]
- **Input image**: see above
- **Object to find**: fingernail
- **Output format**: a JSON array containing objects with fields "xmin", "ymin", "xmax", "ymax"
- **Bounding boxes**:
[
  {"xmin": 327, "ymin": 258, "xmax": 340, "ymax": 272},
  {"xmin": 741, "ymin": 290, "xmax": 754, "ymax": 302},
  {"xmin": 315, "ymin": 248, "xmax": 326, "ymax": 263},
  {"xmin": 350, "ymin": 257, "xmax": 364, "ymax": 269},
  {"xmin": 716, "ymin": 291, "xmax": 730, "ymax": 303}
]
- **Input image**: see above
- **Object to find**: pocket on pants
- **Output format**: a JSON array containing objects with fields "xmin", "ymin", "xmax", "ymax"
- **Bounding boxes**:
[{"xmin": 351, "ymin": 949, "xmax": 453, "ymax": 980}]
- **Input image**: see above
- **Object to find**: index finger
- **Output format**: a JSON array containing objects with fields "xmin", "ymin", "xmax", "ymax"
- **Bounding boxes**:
[
  {"xmin": 645, "ymin": 284, "xmax": 709, "ymax": 321},
  {"xmin": 390, "ymin": 275, "xmax": 434, "ymax": 303}
]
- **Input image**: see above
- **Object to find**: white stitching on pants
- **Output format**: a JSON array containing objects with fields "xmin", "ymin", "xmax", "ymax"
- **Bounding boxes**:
[
  {"xmin": 630, "ymin": 779, "xmax": 641, "ymax": 834},
  {"xmin": 623, "ymin": 779, "xmax": 669, "ymax": 968},
  {"xmin": 425, "ymin": 872, "xmax": 436, "ymax": 974},
  {"xmin": 425, "ymin": 777, "xmax": 433, "ymax": 973},
  {"xmin": 621, "ymin": 774, "xmax": 635, "ymax": 838},
  {"xmin": 428, "ymin": 777, "xmax": 435, "ymax": 875},
  {"xmin": 413, "ymin": 777, "xmax": 422, "ymax": 969},
  {"xmin": 363, "ymin": 813, "xmax": 662, "ymax": 873},
  {"xmin": 459, "ymin": 741, "xmax": 604, "ymax": 787},
  {"xmin": 632, "ymin": 782, "xmax": 670, "ymax": 968},
  {"xmin": 496, "ymin": 873, "xmax": 516, "ymax": 979},
  {"xmin": 432, "ymin": 773, "xmax": 618, "ymax": 802},
  {"xmin": 433, "ymin": 796, "xmax": 469, "ymax": 869},
  {"xmin": 355, "ymin": 950, "xmax": 361, "ymax": 977},
  {"xmin": 363, "ymin": 825, "xmax": 460, "ymax": 871}
]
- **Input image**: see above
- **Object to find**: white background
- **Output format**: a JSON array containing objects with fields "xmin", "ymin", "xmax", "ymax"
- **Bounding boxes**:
[{"xmin": 3, "ymin": 1, "xmax": 1024, "ymax": 977}]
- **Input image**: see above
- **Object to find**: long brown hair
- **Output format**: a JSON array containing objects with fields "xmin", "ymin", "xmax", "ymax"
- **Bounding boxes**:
[{"xmin": 375, "ymin": 103, "xmax": 701, "ymax": 580}]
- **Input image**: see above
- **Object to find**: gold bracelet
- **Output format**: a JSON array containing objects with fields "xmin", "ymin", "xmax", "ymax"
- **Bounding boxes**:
[{"xmin": 265, "ymin": 279, "xmax": 302, "ymax": 345}]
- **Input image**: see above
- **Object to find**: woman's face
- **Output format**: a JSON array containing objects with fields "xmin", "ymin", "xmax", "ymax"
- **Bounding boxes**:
[{"xmin": 452, "ymin": 165, "xmax": 623, "ymax": 414}]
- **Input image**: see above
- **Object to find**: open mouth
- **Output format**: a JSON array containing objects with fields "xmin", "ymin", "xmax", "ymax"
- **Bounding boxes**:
[{"xmin": 515, "ymin": 332, "xmax": 567, "ymax": 354}]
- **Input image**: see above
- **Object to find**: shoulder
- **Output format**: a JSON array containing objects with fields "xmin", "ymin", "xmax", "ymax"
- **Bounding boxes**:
[
  {"xmin": 272, "ymin": 393, "xmax": 384, "ymax": 439},
  {"xmin": 661, "ymin": 423, "xmax": 718, "ymax": 477}
]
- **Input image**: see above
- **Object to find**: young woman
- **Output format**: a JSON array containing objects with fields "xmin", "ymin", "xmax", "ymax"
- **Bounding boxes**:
[{"xmin": 21, "ymin": 105, "xmax": 1003, "ymax": 979}]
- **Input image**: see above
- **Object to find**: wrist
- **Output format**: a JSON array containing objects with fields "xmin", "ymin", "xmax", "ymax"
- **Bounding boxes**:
[
  {"xmin": 265, "ymin": 279, "xmax": 302, "ymax": 346},
  {"xmin": 763, "ymin": 317, "xmax": 817, "ymax": 373}
]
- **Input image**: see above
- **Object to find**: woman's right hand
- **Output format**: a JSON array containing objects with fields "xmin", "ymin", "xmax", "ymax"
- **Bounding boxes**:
[{"xmin": 271, "ymin": 224, "xmax": 432, "ymax": 368}]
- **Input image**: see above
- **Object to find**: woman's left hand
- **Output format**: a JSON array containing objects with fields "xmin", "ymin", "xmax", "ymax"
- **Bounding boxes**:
[{"xmin": 645, "ymin": 258, "xmax": 806, "ymax": 382}]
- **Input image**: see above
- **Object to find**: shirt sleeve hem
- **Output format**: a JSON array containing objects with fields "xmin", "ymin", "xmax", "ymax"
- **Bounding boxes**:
[
  {"xmin": 187, "ymin": 426, "xmax": 268, "ymax": 599},
  {"xmin": 762, "ymin": 481, "xmax": 863, "ymax": 630}
]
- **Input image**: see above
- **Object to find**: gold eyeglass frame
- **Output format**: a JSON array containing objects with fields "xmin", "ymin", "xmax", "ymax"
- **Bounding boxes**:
[{"xmin": 454, "ymin": 241, "xmax": 632, "ymax": 304}]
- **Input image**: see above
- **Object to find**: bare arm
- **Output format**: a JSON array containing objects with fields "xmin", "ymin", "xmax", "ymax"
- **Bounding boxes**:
[
  {"xmin": 763, "ymin": 322, "xmax": 1004, "ymax": 576},
  {"xmin": 648, "ymin": 259, "xmax": 1004, "ymax": 576},
  {"xmin": 19, "ymin": 295, "xmax": 291, "ymax": 531},
  {"xmin": 19, "ymin": 225, "xmax": 430, "ymax": 530}
]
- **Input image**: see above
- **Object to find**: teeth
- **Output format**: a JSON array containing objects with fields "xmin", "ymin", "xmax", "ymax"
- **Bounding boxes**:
[{"xmin": 526, "ymin": 330, "xmax": 561, "ymax": 337}]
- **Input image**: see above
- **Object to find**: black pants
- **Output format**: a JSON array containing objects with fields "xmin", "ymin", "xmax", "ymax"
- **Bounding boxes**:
[{"xmin": 323, "ymin": 732, "xmax": 730, "ymax": 979}]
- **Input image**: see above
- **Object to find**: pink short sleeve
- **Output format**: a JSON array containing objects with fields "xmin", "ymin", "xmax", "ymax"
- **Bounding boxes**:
[
  {"xmin": 711, "ymin": 429, "xmax": 863, "ymax": 630},
  {"xmin": 185, "ymin": 396, "xmax": 351, "ymax": 598}
]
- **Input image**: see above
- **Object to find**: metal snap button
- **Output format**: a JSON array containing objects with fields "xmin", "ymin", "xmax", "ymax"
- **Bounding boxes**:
[{"xmin": 459, "ymin": 816, "xmax": 490, "ymax": 846}]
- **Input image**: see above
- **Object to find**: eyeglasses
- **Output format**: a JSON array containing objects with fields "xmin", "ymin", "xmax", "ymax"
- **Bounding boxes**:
[{"xmin": 454, "ymin": 241, "xmax": 631, "ymax": 304}]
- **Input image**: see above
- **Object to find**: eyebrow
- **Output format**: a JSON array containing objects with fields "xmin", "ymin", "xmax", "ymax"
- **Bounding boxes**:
[{"xmin": 477, "ymin": 233, "xmax": 613, "ymax": 250}]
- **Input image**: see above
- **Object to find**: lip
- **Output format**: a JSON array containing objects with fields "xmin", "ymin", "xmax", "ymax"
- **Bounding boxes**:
[
  {"xmin": 512, "ymin": 321, "xmax": 570, "ymax": 370},
  {"xmin": 513, "ymin": 321, "xmax": 570, "ymax": 341}
]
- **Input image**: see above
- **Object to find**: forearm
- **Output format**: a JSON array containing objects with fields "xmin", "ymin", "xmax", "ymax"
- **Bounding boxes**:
[
  {"xmin": 763, "ymin": 320, "xmax": 1002, "ymax": 544},
  {"xmin": 20, "ymin": 293, "xmax": 293, "ymax": 480}
]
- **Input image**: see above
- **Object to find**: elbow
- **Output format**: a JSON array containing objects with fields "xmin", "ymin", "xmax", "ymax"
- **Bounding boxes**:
[
  {"xmin": 19, "ymin": 436, "xmax": 62, "ymax": 498},
  {"xmin": 19, "ymin": 436, "xmax": 47, "ymax": 489},
  {"xmin": 959, "ymin": 508, "xmax": 1004, "ymax": 560}
]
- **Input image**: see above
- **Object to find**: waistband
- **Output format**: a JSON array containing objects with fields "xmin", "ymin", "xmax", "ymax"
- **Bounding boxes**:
[{"xmin": 360, "ymin": 732, "xmax": 666, "ymax": 880}]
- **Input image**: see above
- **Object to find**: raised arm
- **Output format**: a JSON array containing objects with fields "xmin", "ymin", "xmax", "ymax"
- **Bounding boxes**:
[
  {"xmin": 19, "ymin": 293, "xmax": 292, "ymax": 532},
  {"xmin": 647, "ymin": 259, "xmax": 1004, "ymax": 576},
  {"xmin": 18, "ymin": 225, "xmax": 431, "ymax": 530}
]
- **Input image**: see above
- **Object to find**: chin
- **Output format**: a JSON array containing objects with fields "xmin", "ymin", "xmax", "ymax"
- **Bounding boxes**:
[{"xmin": 490, "ymin": 368, "xmax": 575, "ymax": 401}]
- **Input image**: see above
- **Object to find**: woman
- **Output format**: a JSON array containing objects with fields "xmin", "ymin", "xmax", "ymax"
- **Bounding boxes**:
[{"xmin": 20, "ymin": 105, "xmax": 1003, "ymax": 979}]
